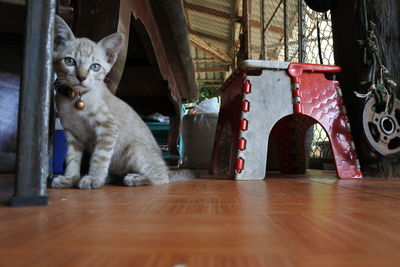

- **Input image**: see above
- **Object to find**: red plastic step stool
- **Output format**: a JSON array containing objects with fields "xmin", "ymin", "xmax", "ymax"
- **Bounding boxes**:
[{"xmin": 210, "ymin": 60, "xmax": 363, "ymax": 179}]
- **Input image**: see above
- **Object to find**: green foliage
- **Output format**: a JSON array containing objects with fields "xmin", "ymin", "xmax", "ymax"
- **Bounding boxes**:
[
  {"xmin": 184, "ymin": 82, "xmax": 222, "ymax": 112},
  {"xmin": 197, "ymin": 82, "xmax": 222, "ymax": 103}
]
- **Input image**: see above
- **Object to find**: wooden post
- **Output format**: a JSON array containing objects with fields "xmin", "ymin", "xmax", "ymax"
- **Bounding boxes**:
[
  {"xmin": 238, "ymin": 0, "xmax": 250, "ymax": 63},
  {"xmin": 297, "ymin": 0, "xmax": 304, "ymax": 62},
  {"xmin": 230, "ymin": 0, "xmax": 237, "ymax": 68},
  {"xmin": 260, "ymin": 0, "xmax": 265, "ymax": 60},
  {"xmin": 11, "ymin": 0, "xmax": 56, "ymax": 206},
  {"xmin": 283, "ymin": 0, "xmax": 289, "ymax": 61},
  {"xmin": 331, "ymin": 0, "xmax": 400, "ymax": 176},
  {"xmin": 73, "ymin": 0, "xmax": 129, "ymax": 95}
]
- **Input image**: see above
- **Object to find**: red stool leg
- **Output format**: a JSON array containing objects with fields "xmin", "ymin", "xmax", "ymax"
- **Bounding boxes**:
[{"xmin": 288, "ymin": 63, "xmax": 363, "ymax": 178}]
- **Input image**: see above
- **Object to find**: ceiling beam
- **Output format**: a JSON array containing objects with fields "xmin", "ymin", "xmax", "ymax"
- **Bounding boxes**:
[
  {"xmin": 196, "ymin": 79, "xmax": 225, "ymax": 83},
  {"xmin": 193, "ymin": 58, "xmax": 220, "ymax": 63},
  {"xmin": 268, "ymin": 25, "xmax": 284, "ymax": 34},
  {"xmin": 189, "ymin": 33, "xmax": 231, "ymax": 62},
  {"xmin": 193, "ymin": 58, "xmax": 231, "ymax": 64},
  {"xmin": 188, "ymin": 29, "xmax": 229, "ymax": 43},
  {"xmin": 183, "ymin": 2, "xmax": 230, "ymax": 19},
  {"xmin": 0, "ymin": 0, "xmax": 25, "ymax": 5},
  {"xmin": 250, "ymin": 19, "xmax": 261, "ymax": 28},
  {"xmin": 195, "ymin": 66, "xmax": 230, "ymax": 72}
]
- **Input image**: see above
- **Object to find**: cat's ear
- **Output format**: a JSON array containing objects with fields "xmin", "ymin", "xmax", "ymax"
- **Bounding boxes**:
[
  {"xmin": 54, "ymin": 15, "xmax": 75, "ymax": 53},
  {"xmin": 98, "ymin": 33, "xmax": 124, "ymax": 64}
]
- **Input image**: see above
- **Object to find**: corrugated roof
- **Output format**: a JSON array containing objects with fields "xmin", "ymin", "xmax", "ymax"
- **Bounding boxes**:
[
  {"xmin": 183, "ymin": 0, "xmax": 234, "ymax": 86},
  {"xmin": 184, "ymin": 0, "xmax": 331, "ymax": 90},
  {"xmin": 183, "ymin": 0, "xmax": 292, "ymax": 87}
]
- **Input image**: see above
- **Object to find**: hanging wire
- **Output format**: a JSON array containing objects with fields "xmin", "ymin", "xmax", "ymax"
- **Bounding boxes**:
[
  {"xmin": 316, "ymin": 20, "xmax": 323, "ymax": 64},
  {"xmin": 354, "ymin": 0, "xmax": 397, "ymax": 112},
  {"xmin": 263, "ymin": 0, "xmax": 284, "ymax": 34}
]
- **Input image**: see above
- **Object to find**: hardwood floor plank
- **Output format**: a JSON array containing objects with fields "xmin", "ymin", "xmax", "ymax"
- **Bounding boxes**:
[{"xmin": 1, "ymin": 172, "xmax": 400, "ymax": 266}]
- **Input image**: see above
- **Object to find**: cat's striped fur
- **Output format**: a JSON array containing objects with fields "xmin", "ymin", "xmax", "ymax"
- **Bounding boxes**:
[{"xmin": 52, "ymin": 16, "xmax": 192, "ymax": 189}]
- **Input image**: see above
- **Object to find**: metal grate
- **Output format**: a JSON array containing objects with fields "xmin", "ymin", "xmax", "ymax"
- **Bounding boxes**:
[
  {"xmin": 303, "ymin": 8, "xmax": 334, "ymax": 163},
  {"xmin": 303, "ymin": 8, "xmax": 335, "ymax": 65},
  {"xmin": 183, "ymin": 0, "xmax": 233, "ymax": 93},
  {"xmin": 259, "ymin": 1, "xmax": 335, "ymax": 164},
  {"xmin": 261, "ymin": 0, "xmax": 335, "ymax": 64},
  {"xmin": 184, "ymin": 0, "xmax": 335, "ymax": 164}
]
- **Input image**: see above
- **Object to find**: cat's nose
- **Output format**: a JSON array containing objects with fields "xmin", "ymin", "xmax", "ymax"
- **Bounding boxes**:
[{"xmin": 77, "ymin": 75, "xmax": 86, "ymax": 83}]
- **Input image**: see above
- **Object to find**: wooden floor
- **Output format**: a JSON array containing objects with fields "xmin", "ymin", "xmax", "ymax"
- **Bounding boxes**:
[{"xmin": 1, "ymin": 171, "xmax": 400, "ymax": 267}]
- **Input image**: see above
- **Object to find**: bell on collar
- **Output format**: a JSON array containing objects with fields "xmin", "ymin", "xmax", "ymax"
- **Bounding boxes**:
[{"xmin": 74, "ymin": 99, "xmax": 85, "ymax": 110}]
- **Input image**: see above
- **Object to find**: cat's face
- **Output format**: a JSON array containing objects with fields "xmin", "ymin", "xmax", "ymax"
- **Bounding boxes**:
[{"xmin": 53, "ymin": 16, "xmax": 123, "ymax": 92}]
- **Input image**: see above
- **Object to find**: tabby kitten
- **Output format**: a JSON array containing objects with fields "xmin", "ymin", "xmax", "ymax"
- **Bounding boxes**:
[{"xmin": 52, "ymin": 16, "xmax": 189, "ymax": 189}]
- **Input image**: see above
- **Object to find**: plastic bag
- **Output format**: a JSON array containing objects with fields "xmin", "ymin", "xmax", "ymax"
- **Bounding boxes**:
[{"xmin": 191, "ymin": 97, "xmax": 220, "ymax": 114}]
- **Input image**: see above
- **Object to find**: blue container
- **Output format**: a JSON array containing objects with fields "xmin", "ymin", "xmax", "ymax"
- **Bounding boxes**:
[
  {"xmin": 53, "ymin": 130, "xmax": 67, "ymax": 174},
  {"xmin": 146, "ymin": 122, "xmax": 169, "ymax": 145}
]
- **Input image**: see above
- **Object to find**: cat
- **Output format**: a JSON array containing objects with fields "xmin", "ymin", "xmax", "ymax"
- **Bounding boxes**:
[{"xmin": 51, "ymin": 15, "xmax": 194, "ymax": 189}]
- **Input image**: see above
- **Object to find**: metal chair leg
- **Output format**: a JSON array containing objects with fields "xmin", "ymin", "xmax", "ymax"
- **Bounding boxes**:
[{"xmin": 10, "ymin": 0, "xmax": 56, "ymax": 206}]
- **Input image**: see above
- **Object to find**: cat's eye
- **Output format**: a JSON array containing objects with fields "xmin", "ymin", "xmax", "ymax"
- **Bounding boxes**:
[
  {"xmin": 64, "ymin": 57, "xmax": 76, "ymax": 66},
  {"xmin": 90, "ymin": 63, "xmax": 101, "ymax": 72}
]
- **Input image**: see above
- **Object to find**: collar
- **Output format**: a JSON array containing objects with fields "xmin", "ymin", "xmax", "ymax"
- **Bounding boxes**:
[
  {"xmin": 55, "ymin": 80, "xmax": 89, "ymax": 110},
  {"xmin": 55, "ymin": 80, "xmax": 89, "ymax": 99}
]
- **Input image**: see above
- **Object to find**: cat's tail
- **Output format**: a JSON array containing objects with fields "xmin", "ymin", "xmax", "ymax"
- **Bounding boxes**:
[{"xmin": 168, "ymin": 169, "xmax": 199, "ymax": 182}]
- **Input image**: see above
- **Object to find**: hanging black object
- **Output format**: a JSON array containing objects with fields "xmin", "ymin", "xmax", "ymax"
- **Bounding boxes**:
[{"xmin": 304, "ymin": 0, "xmax": 333, "ymax": 12}]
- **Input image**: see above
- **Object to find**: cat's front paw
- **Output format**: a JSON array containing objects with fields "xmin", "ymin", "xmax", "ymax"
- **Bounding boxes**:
[
  {"xmin": 51, "ymin": 175, "xmax": 79, "ymax": 188},
  {"xmin": 123, "ymin": 173, "xmax": 151, "ymax": 186},
  {"xmin": 78, "ymin": 175, "xmax": 105, "ymax": 189}
]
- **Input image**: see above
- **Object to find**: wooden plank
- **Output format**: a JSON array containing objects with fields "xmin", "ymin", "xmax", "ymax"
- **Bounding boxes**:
[
  {"xmin": 0, "ymin": 0, "xmax": 25, "ymax": 5},
  {"xmin": 193, "ymin": 58, "xmax": 226, "ymax": 63},
  {"xmin": 183, "ymin": 1, "xmax": 230, "ymax": 19},
  {"xmin": 229, "ymin": 0, "xmax": 236, "ymax": 70},
  {"xmin": 131, "ymin": 0, "xmax": 198, "ymax": 102},
  {"xmin": 237, "ymin": 0, "xmax": 250, "ymax": 62},
  {"xmin": 73, "ymin": 0, "xmax": 128, "ymax": 94},
  {"xmin": 2, "ymin": 172, "xmax": 400, "ymax": 265},
  {"xmin": 189, "ymin": 33, "xmax": 230, "ymax": 62},
  {"xmin": 195, "ymin": 66, "xmax": 230, "ymax": 72},
  {"xmin": 267, "ymin": 25, "xmax": 284, "ymax": 34},
  {"xmin": 188, "ymin": 29, "xmax": 229, "ymax": 43},
  {"xmin": 249, "ymin": 19, "xmax": 261, "ymax": 28},
  {"xmin": 196, "ymin": 79, "xmax": 225, "ymax": 82}
]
